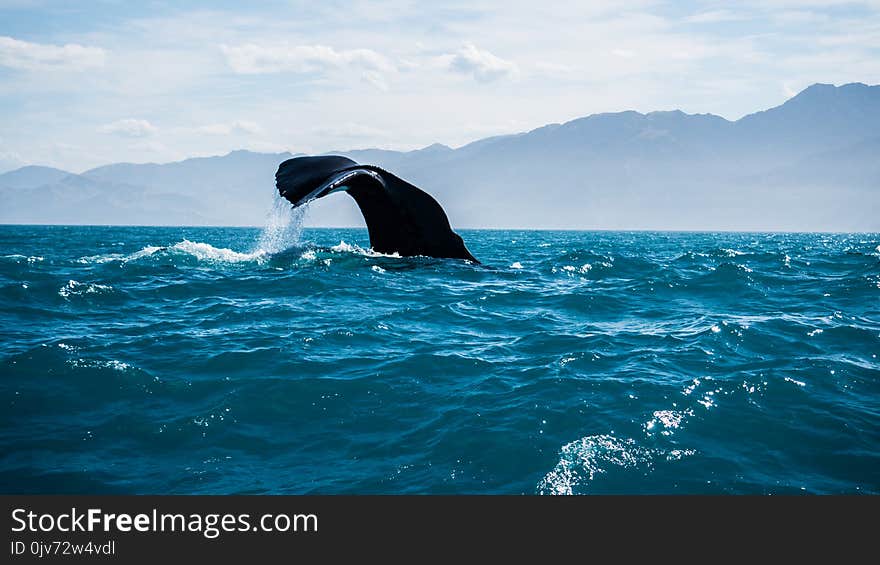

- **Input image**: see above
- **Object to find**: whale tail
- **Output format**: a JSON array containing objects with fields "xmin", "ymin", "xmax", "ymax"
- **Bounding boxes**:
[{"xmin": 275, "ymin": 156, "xmax": 477, "ymax": 262}]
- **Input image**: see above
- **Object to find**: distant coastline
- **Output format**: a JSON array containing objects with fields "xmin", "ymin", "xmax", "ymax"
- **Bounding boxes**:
[{"xmin": 2, "ymin": 83, "xmax": 878, "ymax": 231}]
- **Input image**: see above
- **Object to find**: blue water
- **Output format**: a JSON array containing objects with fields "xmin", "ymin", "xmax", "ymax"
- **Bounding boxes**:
[{"xmin": 1, "ymin": 219, "xmax": 878, "ymax": 494}]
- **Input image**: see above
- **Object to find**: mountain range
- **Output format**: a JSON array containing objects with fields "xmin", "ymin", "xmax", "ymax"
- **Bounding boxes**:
[{"xmin": 1, "ymin": 82, "xmax": 878, "ymax": 230}]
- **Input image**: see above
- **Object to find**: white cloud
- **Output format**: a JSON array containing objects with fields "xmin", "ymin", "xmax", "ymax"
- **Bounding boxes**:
[
  {"xmin": 4, "ymin": 2, "xmax": 880, "ymax": 171},
  {"xmin": 684, "ymin": 10, "xmax": 750, "ymax": 24},
  {"xmin": 0, "ymin": 35, "xmax": 105, "ymax": 71},
  {"xmin": 195, "ymin": 120, "xmax": 263, "ymax": 136},
  {"xmin": 448, "ymin": 43, "xmax": 518, "ymax": 82},
  {"xmin": 612, "ymin": 49, "xmax": 637, "ymax": 59},
  {"xmin": 128, "ymin": 139, "xmax": 168, "ymax": 154},
  {"xmin": 361, "ymin": 70, "xmax": 389, "ymax": 91},
  {"xmin": 99, "ymin": 119, "xmax": 158, "ymax": 138},
  {"xmin": 0, "ymin": 148, "xmax": 25, "ymax": 173},
  {"xmin": 310, "ymin": 122, "xmax": 390, "ymax": 139},
  {"xmin": 220, "ymin": 43, "xmax": 395, "ymax": 75}
]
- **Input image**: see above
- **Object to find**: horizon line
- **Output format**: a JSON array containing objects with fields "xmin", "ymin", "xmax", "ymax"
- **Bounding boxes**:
[{"xmin": 1, "ymin": 223, "xmax": 877, "ymax": 235}]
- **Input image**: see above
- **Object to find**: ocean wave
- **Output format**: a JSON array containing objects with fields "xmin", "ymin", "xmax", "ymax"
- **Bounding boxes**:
[
  {"xmin": 552, "ymin": 263, "xmax": 592, "ymax": 275},
  {"xmin": 58, "ymin": 279, "xmax": 113, "ymax": 298},
  {"xmin": 170, "ymin": 240, "xmax": 268, "ymax": 263},
  {"xmin": 79, "ymin": 240, "xmax": 268, "ymax": 265},
  {"xmin": 537, "ymin": 435, "xmax": 657, "ymax": 495},
  {"xmin": 644, "ymin": 408, "xmax": 694, "ymax": 435},
  {"xmin": 2, "ymin": 227, "xmax": 878, "ymax": 494},
  {"xmin": 1, "ymin": 254, "xmax": 44, "ymax": 264},
  {"xmin": 78, "ymin": 246, "xmax": 164, "ymax": 264},
  {"xmin": 330, "ymin": 240, "xmax": 401, "ymax": 258},
  {"xmin": 75, "ymin": 238, "xmax": 412, "ymax": 268},
  {"xmin": 68, "ymin": 358, "xmax": 133, "ymax": 372}
]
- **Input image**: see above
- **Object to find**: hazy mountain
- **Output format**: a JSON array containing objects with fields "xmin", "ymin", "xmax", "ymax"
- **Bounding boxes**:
[
  {"xmin": 0, "ymin": 171, "xmax": 211, "ymax": 226},
  {"xmin": 0, "ymin": 165, "xmax": 72, "ymax": 189},
  {"xmin": 1, "ymin": 83, "xmax": 878, "ymax": 230}
]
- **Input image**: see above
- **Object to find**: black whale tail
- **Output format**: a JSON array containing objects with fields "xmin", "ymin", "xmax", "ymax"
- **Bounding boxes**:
[{"xmin": 275, "ymin": 155, "xmax": 477, "ymax": 262}]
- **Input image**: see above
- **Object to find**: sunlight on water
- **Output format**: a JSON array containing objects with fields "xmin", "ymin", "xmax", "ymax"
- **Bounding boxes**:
[
  {"xmin": 1, "ymin": 227, "xmax": 878, "ymax": 494},
  {"xmin": 254, "ymin": 195, "xmax": 308, "ymax": 254}
]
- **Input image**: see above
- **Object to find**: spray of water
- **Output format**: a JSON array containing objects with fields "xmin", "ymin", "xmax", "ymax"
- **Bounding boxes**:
[{"xmin": 254, "ymin": 195, "xmax": 309, "ymax": 254}]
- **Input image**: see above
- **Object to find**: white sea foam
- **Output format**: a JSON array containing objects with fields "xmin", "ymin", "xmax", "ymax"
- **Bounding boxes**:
[
  {"xmin": 697, "ymin": 392, "xmax": 716, "ymax": 409},
  {"xmin": 78, "ymin": 253, "xmax": 113, "ymax": 264},
  {"xmin": 68, "ymin": 358, "xmax": 132, "ymax": 371},
  {"xmin": 331, "ymin": 240, "xmax": 400, "ymax": 258},
  {"xmin": 78, "ymin": 246, "xmax": 162, "ymax": 264},
  {"xmin": 2, "ymin": 254, "xmax": 43, "ymax": 264},
  {"xmin": 666, "ymin": 449, "xmax": 696, "ymax": 461},
  {"xmin": 644, "ymin": 409, "xmax": 693, "ymax": 435},
  {"xmin": 784, "ymin": 376, "xmax": 806, "ymax": 387},
  {"xmin": 556, "ymin": 264, "xmax": 591, "ymax": 275},
  {"xmin": 128, "ymin": 246, "xmax": 163, "ymax": 261},
  {"xmin": 682, "ymin": 377, "xmax": 701, "ymax": 396},
  {"xmin": 538, "ymin": 435, "xmax": 654, "ymax": 495},
  {"xmin": 331, "ymin": 241, "xmax": 358, "ymax": 253},
  {"xmin": 80, "ymin": 241, "xmax": 269, "ymax": 265},
  {"xmin": 510, "ymin": 261, "xmax": 523, "ymax": 269},
  {"xmin": 172, "ymin": 240, "xmax": 267, "ymax": 263},
  {"xmin": 58, "ymin": 279, "xmax": 113, "ymax": 298}
]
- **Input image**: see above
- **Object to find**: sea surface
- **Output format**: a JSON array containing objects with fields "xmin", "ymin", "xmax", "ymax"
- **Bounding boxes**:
[{"xmin": 1, "ymin": 215, "xmax": 879, "ymax": 494}]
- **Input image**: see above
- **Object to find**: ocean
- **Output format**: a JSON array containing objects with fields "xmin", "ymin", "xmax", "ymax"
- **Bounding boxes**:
[{"xmin": 1, "ymin": 215, "xmax": 878, "ymax": 494}]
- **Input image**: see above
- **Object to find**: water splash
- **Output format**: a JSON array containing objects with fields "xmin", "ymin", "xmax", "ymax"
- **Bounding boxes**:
[
  {"xmin": 254, "ymin": 195, "xmax": 308, "ymax": 254},
  {"xmin": 537, "ymin": 435, "xmax": 655, "ymax": 495}
]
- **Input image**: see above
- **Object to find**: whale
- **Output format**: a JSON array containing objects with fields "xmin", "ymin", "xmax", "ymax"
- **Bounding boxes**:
[{"xmin": 275, "ymin": 155, "xmax": 477, "ymax": 262}]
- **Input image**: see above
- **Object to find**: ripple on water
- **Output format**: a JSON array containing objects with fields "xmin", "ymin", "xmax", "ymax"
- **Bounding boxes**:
[{"xmin": 0, "ymin": 227, "xmax": 878, "ymax": 494}]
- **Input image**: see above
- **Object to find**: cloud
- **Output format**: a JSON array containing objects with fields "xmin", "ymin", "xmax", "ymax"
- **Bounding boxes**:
[
  {"xmin": 310, "ymin": 122, "xmax": 390, "ymax": 139},
  {"xmin": 448, "ymin": 43, "xmax": 518, "ymax": 82},
  {"xmin": 4, "ymin": 2, "xmax": 880, "ymax": 171},
  {"xmin": 99, "ymin": 119, "xmax": 158, "ymax": 138},
  {"xmin": 771, "ymin": 10, "xmax": 830, "ymax": 25},
  {"xmin": 361, "ymin": 70, "xmax": 389, "ymax": 91},
  {"xmin": 0, "ymin": 35, "xmax": 105, "ymax": 71},
  {"xmin": 611, "ymin": 49, "xmax": 637, "ymax": 59},
  {"xmin": 0, "ymin": 148, "xmax": 25, "ymax": 173},
  {"xmin": 684, "ymin": 9, "xmax": 750, "ymax": 24},
  {"xmin": 195, "ymin": 120, "xmax": 263, "ymax": 136},
  {"xmin": 220, "ymin": 43, "xmax": 395, "ymax": 75},
  {"xmin": 534, "ymin": 61, "xmax": 576, "ymax": 75}
]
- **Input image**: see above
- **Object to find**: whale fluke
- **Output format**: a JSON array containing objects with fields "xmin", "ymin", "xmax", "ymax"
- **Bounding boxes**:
[{"xmin": 275, "ymin": 156, "xmax": 477, "ymax": 262}]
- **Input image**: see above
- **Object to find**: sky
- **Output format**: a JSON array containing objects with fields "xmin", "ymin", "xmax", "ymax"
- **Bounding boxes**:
[{"xmin": 0, "ymin": 0, "xmax": 878, "ymax": 173}]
